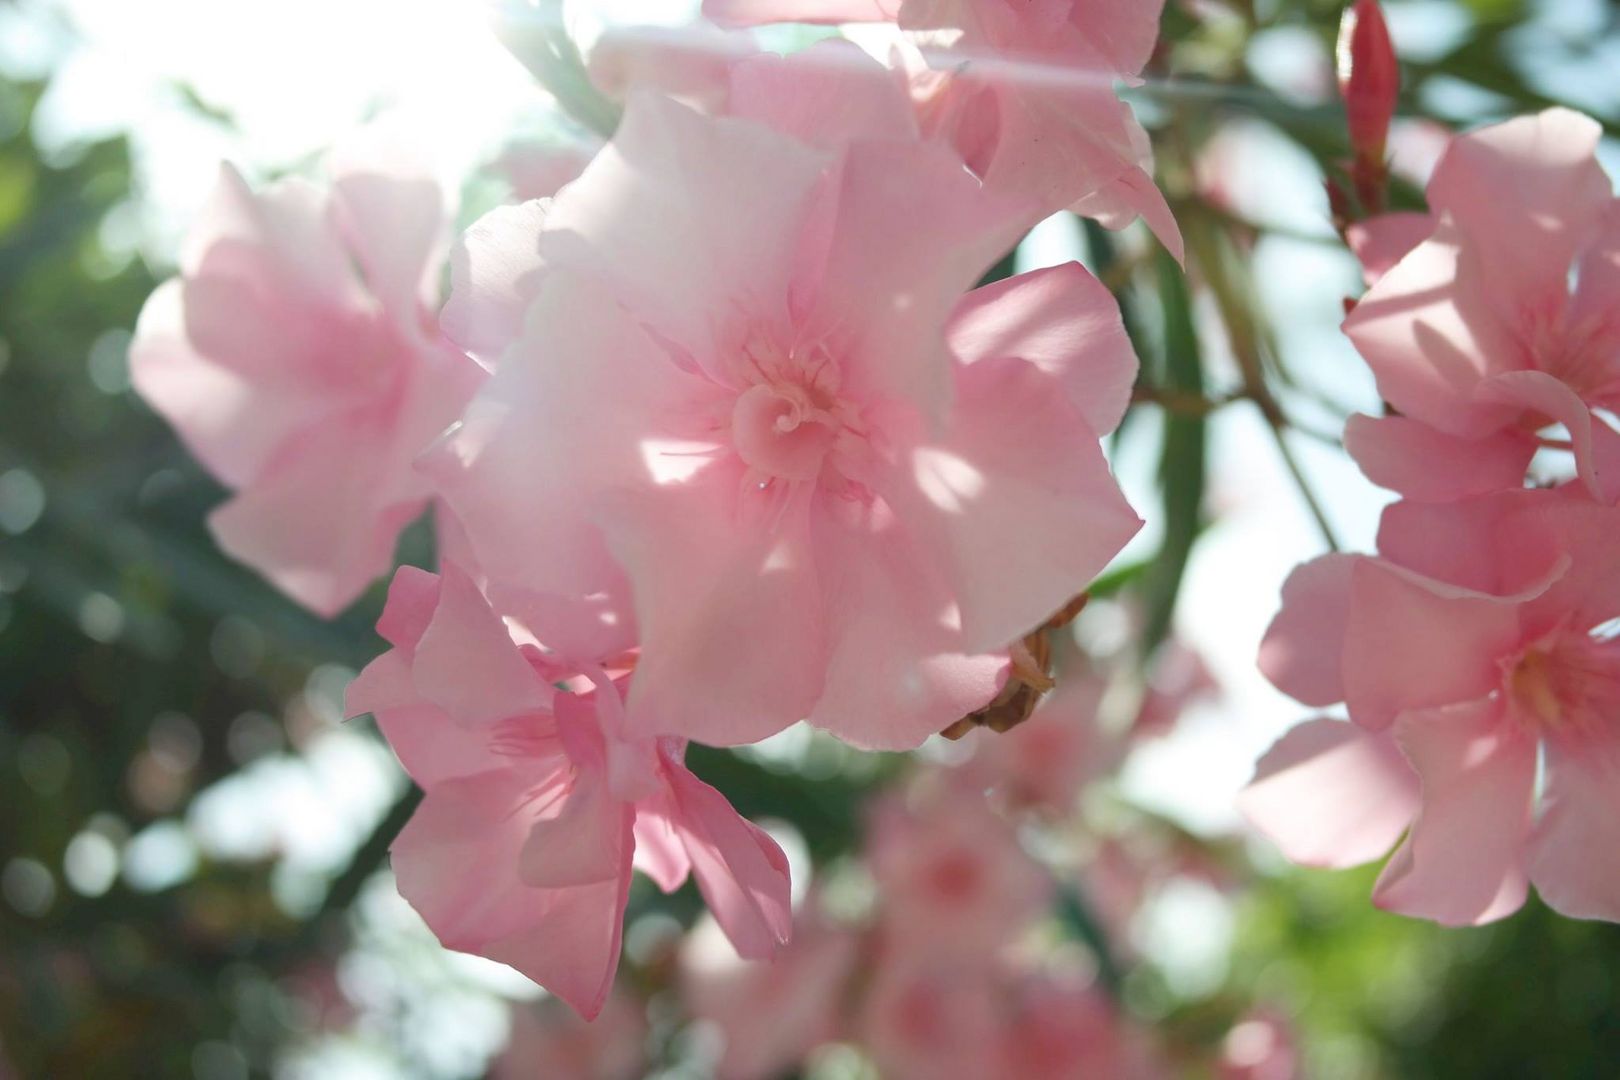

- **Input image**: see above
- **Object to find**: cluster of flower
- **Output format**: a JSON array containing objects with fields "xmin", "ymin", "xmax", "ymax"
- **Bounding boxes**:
[
  {"xmin": 131, "ymin": 0, "xmax": 1171, "ymax": 1016},
  {"xmin": 485, "ymin": 648, "xmax": 1259, "ymax": 1080},
  {"xmin": 1243, "ymin": 106, "xmax": 1620, "ymax": 926}
]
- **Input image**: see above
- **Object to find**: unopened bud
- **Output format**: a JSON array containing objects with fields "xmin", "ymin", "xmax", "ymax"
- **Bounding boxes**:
[{"xmin": 1337, "ymin": 0, "xmax": 1399, "ymax": 164}]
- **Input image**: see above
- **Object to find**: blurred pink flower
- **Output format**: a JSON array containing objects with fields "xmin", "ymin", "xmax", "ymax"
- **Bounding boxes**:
[
  {"xmin": 1342, "ymin": 108, "xmax": 1620, "ymax": 503},
  {"xmin": 706, "ymin": 0, "xmax": 1182, "ymax": 257},
  {"xmin": 861, "ymin": 955, "xmax": 1001, "ymax": 1080},
  {"xmin": 868, "ymin": 782, "xmax": 1051, "ymax": 955},
  {"xmin": 995, "ymin": 976, "xmax": 1164, "ymax": 1080},
  {"xmin": 965, "ymin": 666, "xmax": 1113, "ymax": 814},
  {"xmin": 1250, "ymin": 489, "xmax": 1620, "ymax": 924},
  {"xmin": 680, "ymin": 903, "xmax": 859, "ymax": 1080},
  {"xmin": 492, "ymin": 994, "xmax": 646, "ymax": 1080},
  {"xmin": 430, "ymin": 84, "xmax": 1141, "ymax": 749},
  {"xmin": 131, "ymin": 133, "xmax": 483, "ymax": 615},
  {"xmin": 345, "ymin": 565, "xmax": 791, "ymax": 1016},
  {"xmin": 1217, "ymin": 1008, "xmax": 1300, "ymax": 1080}
]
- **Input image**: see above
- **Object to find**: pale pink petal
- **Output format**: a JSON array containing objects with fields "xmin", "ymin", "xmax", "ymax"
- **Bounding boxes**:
[
  {"xmin": 792, "ymin": 138, "xmax": 1038, "ymax": 420},
  {"xmin": 1529, "ymin": 735, "xmax": 1620, "ymax": 922},
  {"xmin": 1058, "ymin": 0, "xmax": 1166, "ymax": 75},
  {"xmin": 424, "ymin": 270, "xmax": 706, "ymax": 620},
  {"xmin": 520, "ymin": 771, "xmax": 634, "ymax": 889},
  {"xmin": 1372, "ymin": 698, "xmax": 1535, "ymax": 926},
  {"xmin": 375, "ymin": 565, "xmax": 442, "ymax": 649},
  {"xmin": 410, "ymin": 565, "xmax": 550, "ymax": 729},
  {"xmin": 703, "ymin": 0, "xmax": 899, "ymax": 26},
  {"xmin": 1476, "ymin": 369, "xmax": 1616, "ymax": 502},
  {"xmin": 975, "ymin": 84, "xmax": 1183, "ymax": 261},
  {"xmin": 946, "ymin": 262, "xmax": 1136, "ymax": 436},
  {"xmin": 1345, "ymin": 211, "xmax": 1434, "ymax": 287},
  {"xmin": 179, "ymin": 164, "xmax": 366, "ymax": 311},
  {"xmin": 602, "ymin": 477, "xmax": 827, "ymax": 746},
  {"xmin": 346, "ymin": 650, "xmax": 419, "ymax": 720},
  {"xmin": 889, "ymin": 356, "xmax": 1141, "ymax": 654},
  {"xmin": 497, "ymin": 139, "xmax": 599, "ymax": 202},
  {"xmin": 376, "ymin": 703, "xmax": 516, "ymax": 788},
  {"xmin": 589, "ymin": 22, "xmax": 757, "ymax": 109},
  {"xmin": 1341, "ymin": 558, "xmax": 1531, "ymax": 731},
  {"xmin": 1257, "ymin": 555, "xmax": 1356, "ymax": 707},
  {"xmin": 1568, "ymin": 200, "xmax": 1620, "ymax": 337},
  {"xmin": 665, "ymin": 762, "xmax": 793, "ymax": 958},
  {"xmin": 540, "ymin": 91, "xmax": 829, "ymax": 362},
  {"xmin": 328, "ymin": 128, "xmax": 446, "ymax": 315},
  {"xmin": 1343, "ymin": 413, "xmax": 1534, "ymax": 500},
  {"xmin": 1341, "ymin": 225, "xmax": 1524, "ymax": 438},
  {"xmin": 728, "ymin": 41, "xmax": 917, "ymax": 147},
  {"xmin": 1373, "ymin": 491, "xmax": 1566, "ymax": 598},
  {"xmin": 1064, "ymin": 124, "xmax": 1185, "ymax": 263},
  {"xmin": 630, "ymin": 785, "xmax": 694, "ymax": 893},
  {"xmin": 1509, "ymin": 495, "xmax": 1620, "ymax": 638},
  {"xmin": 807, "ymin": 515, "xmax": 1008, "ymax": 751},
  {"xmin": 208, "ymin": 410, "xmax": 420, "ymax": 616},
  {"xmin": 1238, "ymin": 718, "xmax": 1418, "ymax": 868},
  {"xmin": 1425, "ymin": 108, "xmax": 1611, "ymax": 301},
  {"xmin": 129, "ymin": 281, "xmax": 328, "ymax": 488},
  {"xmin": 391, "ymin": 768, "xmax": 632, "ymax": 1017},
  {"xmin": 440, "ymin": 200, "xmax": 549, "ymax": 367}
]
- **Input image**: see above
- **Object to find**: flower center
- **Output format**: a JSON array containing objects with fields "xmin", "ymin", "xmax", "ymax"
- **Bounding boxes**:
[
  {"xmin": 731, "ymin": 382, "xmax": 838, "ymax": 481},
  {"xmin": 1503, "ymin": 631, "xmax": 1620, "ymax": 735},
  {"xmin": 725, "ymin": 332, "xmax": 869, "ymax": 491}
]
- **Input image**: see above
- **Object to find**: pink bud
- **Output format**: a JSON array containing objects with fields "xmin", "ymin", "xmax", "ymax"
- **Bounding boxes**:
[{"xmin": 1337, "ymin": 0, "xmax": 1399, "ymax": 163}]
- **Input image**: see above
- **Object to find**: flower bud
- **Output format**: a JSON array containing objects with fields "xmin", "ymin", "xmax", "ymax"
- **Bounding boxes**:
[{"xmin": 1337, "ymin": 0, "xmax": 1399, "ymax": 164}]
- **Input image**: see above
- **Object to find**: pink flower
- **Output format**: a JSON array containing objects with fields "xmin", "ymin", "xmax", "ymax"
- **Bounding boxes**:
[
  {"xmin": 1218, "ymin": 1008, "xmax": 1299, "ymax": 1080},
  {"xmin": 861, "ymin": 955, "xmax": 1001, "ymax": 1080},
  {"xmin": 1249, "ymin": 489, "xmax": 1620, "ymax": 924},
  {"xmin": 680, "ymin": 903, "xmax": 859, "ymax": 1080},
  {"xmin": 430, "ymin": 86, "xmax": 1141, "ymax": 749},
  {"xmin": 994, "ymin": 977, "xmax": 1164, "ymax": 1080},
  {"xmin": 491, "ymin": 994, "xmax": 646, "ymax": 1080},
  {"xmin": 345, "ymin": 565, "xmax": 792, "ymax": 1016},
  {"xmin": 868, "ymin": 782, "xmax": 1051, "ymax": 955},
  {"xmin": 1341, "ymin": 109, "xmax": 1620, "ymax": 503},
  {"xmin": 131, "ymin": 133, "xmax": 484, "ymax": 615},
  {"xmin": 965, "ymin": 665, "xmax": 1116, "ymax": 814},
  {"xmin": 705, "ymin": 0, "xmax": 1182, "ymax": 257}
]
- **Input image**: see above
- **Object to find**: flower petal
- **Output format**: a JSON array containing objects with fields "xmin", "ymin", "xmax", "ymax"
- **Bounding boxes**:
[
  {"xmin": 1343, "ymin": 413, "xmax": 1534, "ymax": 501},
  {"xmin": 1529, "ymin": 735, "xmax": 1620, "ymax": 922},
  {"xmin": 1372, "ymin": 698, "xmax": 1535, "ymax": 926},
  {"xmin": 1258, "ymin": 554, "xmax": 1357, "ymax": 708},
  {"xmin": 666, "ymin": 762, "xmax": 793, "ymax": 958},
  {"xmin": 888, "ymin": 356, "xmax": 1141, "ymax": 654},
  {"xmin": 1238, "ymin": 718, "xmax": 1418, "ymax": 869},
  {"xmin": 946, "ymin": 262, "xmax": 1137, "ymax": 436}
]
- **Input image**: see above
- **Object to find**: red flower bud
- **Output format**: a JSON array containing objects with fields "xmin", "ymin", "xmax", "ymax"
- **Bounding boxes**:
[{"xmin": 1337, "ymin": 0, "xmax": 1399, "ymax": 164}]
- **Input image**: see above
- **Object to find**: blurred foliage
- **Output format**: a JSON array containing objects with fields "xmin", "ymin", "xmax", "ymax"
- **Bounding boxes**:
[{"xmin": 1, "ymin": 1, "xmax": 1620, "ymax": 1078}]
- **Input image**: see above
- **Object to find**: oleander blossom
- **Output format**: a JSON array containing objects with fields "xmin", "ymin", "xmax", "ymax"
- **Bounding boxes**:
[
  {"xmin": 679, "ymin": 904, "xmax": 859, "ymax": 1080},
  {"xmin": 1244, "ymin": 488, "xmax": 1620, "ymax": 925},
  {"xmin": 345, "ymin": 565, "xmax": 792, "ymax": 1017},
  {"xmin": 1341, "ymin": 108, "xmax": 1620, "ymax": 503},
  {"xmin": 130, "ymin": 132, "xmax": 484, "ymax": 615},
  {"xmin": 430, "ymin": 79, "xmax": 1143, "ymax": 749},
  {"xmin": 703, "ymin": 0, "xmax": 1183, "ymax": 258}
]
